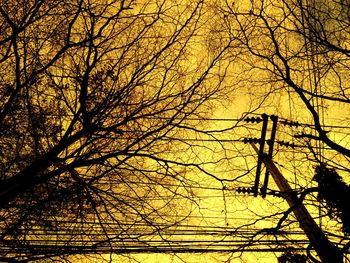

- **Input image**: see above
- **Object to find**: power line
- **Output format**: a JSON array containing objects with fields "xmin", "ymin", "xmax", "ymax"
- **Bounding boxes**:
[{"xmin": 5, "ymin": 110, "xmax": 350, "ymax": 129}]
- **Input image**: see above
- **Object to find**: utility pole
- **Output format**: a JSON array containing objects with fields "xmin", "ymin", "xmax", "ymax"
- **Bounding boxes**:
[{"xmin": 251, "ymin": 115, "xmax": 343, "ymax": 263}]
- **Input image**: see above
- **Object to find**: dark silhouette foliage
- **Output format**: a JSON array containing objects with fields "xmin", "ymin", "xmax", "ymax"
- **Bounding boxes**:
[
  {"xmin": 278, "ymin": 252, "xmax": 308, "ymax": 263},
  {"xmin": 314, "ymin": 164, "xmax": 350, "ymax": 235}
]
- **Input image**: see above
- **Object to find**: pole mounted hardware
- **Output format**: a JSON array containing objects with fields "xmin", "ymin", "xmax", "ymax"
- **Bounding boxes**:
[
  {"xmin": 242, "ymin": 137, "xmax": 260, "ymax": 144},
  {"xmin": 261, "ymin": 115, "xmax": 278, "ymax": 197},
  {"xmin": 244, "ymin": 116, "xmax": 263, "ymax": 123},
  {"xmin": 251, "ymin": 142, "xmax": 343, "ymax": 263},
  {"xmin": 252, "ymin": 114, "xmax": 278, "ymax": 197},
  {"xmin": 235, "ymin": 187, "xmax": 255, "ymax": 194},
  {"xmin": 249, "ymin": 115, "xmax": 344, "ymax": 263}
]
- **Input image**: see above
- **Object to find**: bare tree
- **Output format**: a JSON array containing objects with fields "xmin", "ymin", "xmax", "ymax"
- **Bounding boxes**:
[
  {"xmin": 213, "ymin": 0, "xmax": 350, "ymax": 262},
  {"xmin": 0, "ymin": 0, "xmax": 232, "ymax": 261}
]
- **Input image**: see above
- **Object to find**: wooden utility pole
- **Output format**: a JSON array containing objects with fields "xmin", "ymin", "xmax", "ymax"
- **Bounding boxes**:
[{"xmin": 252, "ymin": 143, "xmax": 343, "ymax": 263}]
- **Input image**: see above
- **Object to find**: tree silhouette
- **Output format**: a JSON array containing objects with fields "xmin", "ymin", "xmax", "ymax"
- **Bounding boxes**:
[
  {"xmin": 314, "ymin": 164, "xmax": 350, "ymax": 235},
  {"xmin": 0, "ymin": 0, "xmax": 231, "ymax": 261},
  {"xmin": 214, "ymin": 0, "xmax": 350, "ymax": 262}
]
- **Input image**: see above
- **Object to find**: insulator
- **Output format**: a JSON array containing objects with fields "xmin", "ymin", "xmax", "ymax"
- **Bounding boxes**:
[
  {"xmin": 242, "ymin": 137, "xmax": 260, "ymax": 144},
  {"xmin": 280, "ymin": 119, "xmax": 300, "ymax": 127},
  {"xmin": 255, "ymin": 117, "xmax": 263, "ymax": 123},
  {"xmin": 280, "ymin": 120, "xmax": 288, "ymax": 126},
  {"xmin": 244, "ymin": 116, "xmax": 262, "ymax": 123},
  {"xmin": 277, "ymin": 140, "xmax": 297, "ymax": 148},
  {"xmin": 236, "ymin": 187, "xmax": 254, "ymax": 195},
  {"xmin": 245, "ymin": 187, "xmax": 252, "ymax": 193}
]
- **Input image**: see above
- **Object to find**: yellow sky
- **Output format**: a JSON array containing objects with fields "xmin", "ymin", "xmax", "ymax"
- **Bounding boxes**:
[{"xmin": 3, "ymin": 0, "xmax": 349, "ymax": 262}]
